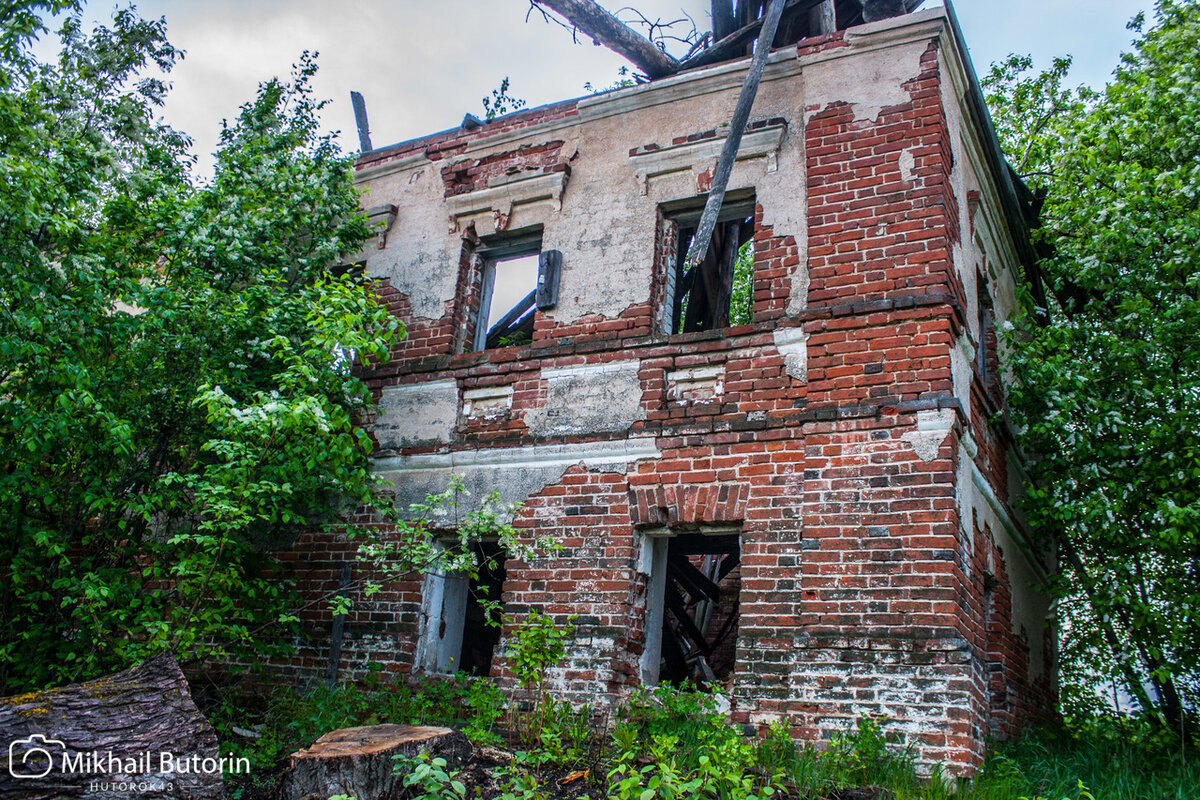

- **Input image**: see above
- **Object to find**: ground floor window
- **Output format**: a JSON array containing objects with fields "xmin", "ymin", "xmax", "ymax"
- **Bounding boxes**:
[
  {"xmin": 641, "ymin": 529, "xmax": 742, "ymax": 686},
  {"xmin": 420, "ymin": 541, "xmax": 507, "ymax": 676}
]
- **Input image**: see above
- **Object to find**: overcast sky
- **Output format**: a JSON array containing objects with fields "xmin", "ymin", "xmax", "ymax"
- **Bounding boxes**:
[{"xmin": 47, "ymin": 0, "xmax": 1153, "ymax": 172}]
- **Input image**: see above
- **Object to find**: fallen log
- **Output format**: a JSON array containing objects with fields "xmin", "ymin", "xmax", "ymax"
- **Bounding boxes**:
[
  {"xmin": 0, "ymin": 654, "xmax": 224, "ymax": 799},
  {"xmin": 531, "ymin": 0, "xmax": 680, "ymax": 79},
  {"xmin": 278, "ymin": 724, "xmax": 471, "ymax": 800}
]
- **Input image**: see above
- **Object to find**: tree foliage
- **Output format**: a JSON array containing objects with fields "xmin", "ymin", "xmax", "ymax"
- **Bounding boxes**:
[
  {"xmin": 481, "ymin": 76, "xmax": 527, "ymax": 121},
  {"xmin": 0, "ymin": 2, "xmax": 403, "ymax": 691},
  {"xmin": 985, "ymin": 1, "xmax": 1200, "ymax": 725}
]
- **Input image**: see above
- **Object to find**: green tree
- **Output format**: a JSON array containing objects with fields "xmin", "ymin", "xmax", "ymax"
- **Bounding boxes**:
[
  {"xmin": 986, "ymin": 1, "xmax": 1200, "ymax": 726},
  {"xmin": 0, "ymin": 3, "xmax": 403, "ymax": 691}
]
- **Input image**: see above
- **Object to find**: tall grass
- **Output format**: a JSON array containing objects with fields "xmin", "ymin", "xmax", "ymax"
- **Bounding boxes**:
[{"xmin": 971, "ymin": 718, "xmax": 1198, "ymax": 800}]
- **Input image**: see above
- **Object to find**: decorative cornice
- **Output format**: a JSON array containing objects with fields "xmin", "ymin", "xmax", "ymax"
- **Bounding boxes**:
[
  {"xmin": 629, "ymin": 123, "xmax": 787, "ymax": 195},
  {"xmin": 444, "ymin": 170, "xmax": 568, "ymax": 233}
]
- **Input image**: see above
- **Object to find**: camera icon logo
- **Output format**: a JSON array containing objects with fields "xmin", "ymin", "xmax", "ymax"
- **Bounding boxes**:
[{"xmin": 8, "ymin": 734, "xmax": 65, "ymax": 779}]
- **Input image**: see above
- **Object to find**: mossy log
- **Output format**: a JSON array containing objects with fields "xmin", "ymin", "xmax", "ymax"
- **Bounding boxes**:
[
  {"xmin": 278, "ymin": 724, "xmax": 471, "ymax": 800},
  {"xmin": 0, "ymin": 654, "xmax": 223, "ymax": 799}
]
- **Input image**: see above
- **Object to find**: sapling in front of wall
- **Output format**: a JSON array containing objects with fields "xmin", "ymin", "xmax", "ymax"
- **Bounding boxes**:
[
  {"xmin": 504, "ymin": 608, "xmax": 578, "ymax": 747},
  {"xmin": 354, "ymin": 476, "xmax": 518, "ymax": 590}
]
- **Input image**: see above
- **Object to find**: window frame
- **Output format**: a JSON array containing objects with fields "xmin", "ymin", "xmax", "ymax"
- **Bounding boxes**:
[
  {"xmin": 659, "ymin": 191, "xmax": 757, "ymax": 336},
  {"xmin": 471, "ymin": 228, "xmax": 543, "ymax": 352}
]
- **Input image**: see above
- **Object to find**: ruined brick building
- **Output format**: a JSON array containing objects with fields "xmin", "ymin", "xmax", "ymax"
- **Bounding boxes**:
[{"xmin": 285, "ymin": 4, "xmax": 1055, "ymax": 773}]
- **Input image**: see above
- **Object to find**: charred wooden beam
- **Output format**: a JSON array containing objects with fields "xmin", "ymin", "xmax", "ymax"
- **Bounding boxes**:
[
  {"xmin": 809, "ymin": 0, "xmax": 836, "ymax": 35},
  {"xmin": 665, "ymin": 584, "xmax": 713, "ymax": 656},
  {"xmin": 861, "ymin": 0, "xmax": 907, "ymax": 22},
  {"xmin": 712, "ymin": 0, "xmax": 737, "ymax": 41},
  {"xmin": 485, "ymin": 290, "xmax": 537, "ymax": 348},
  {"xmin": 707, "ymin": 598, "xmax": 741, "ymax": 653},
  {"xmin": 684, "ymin": 0, "xmax": 786, "ymax": 269},
  {"xmin": 668, "ymin": 553, "xmax": 722, "ymax": 601},
  {"xmin": 680, "ymin": 0, "xmax": 812, "ymax": 72},
  {"xmin": 669, "ymin": 532, "xmax": 741, "ymax": 555},
  {"xmin": 532, "ymin": 0, "xmax": 679, "ymax": 79},
  {"xmin": 350, "ymin": 91, "xmax": 372, "ymax": 153}
]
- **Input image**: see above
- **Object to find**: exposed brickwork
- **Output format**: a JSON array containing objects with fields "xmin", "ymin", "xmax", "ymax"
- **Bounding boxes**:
[
  {"xmin": 750, "ymin": 207, "xmax": 802, "ymax": 323},
  {"xmin": 441, "ymin": 142, "xmax": 569, "ymax": 198},
  {"xmin": 357, "ymin": 100, "xmax": 581, "ymax": 172},
  {"xmin": 969, "ymin": 521, "xmax": 1056, "ymax": 739},
  {"xmin": 264, "ymin": 12, "xmax": 1054, "ymax": 778},
  {"xmin": 804, "ymin": 42, "xmax": 962, "ymax": 311}
]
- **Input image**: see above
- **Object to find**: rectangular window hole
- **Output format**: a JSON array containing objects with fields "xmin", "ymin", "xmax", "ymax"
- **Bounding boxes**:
[
  {"xmin": 642, "ymin": 530, "xmax": 741, "ymax": 687},
  {"xmin": 666, "ymin": 194, "xmax": 756, "ymax": 334},
  {"xmin": 473, "ymin": 229, "xmax": 542, "ymax": 351}
]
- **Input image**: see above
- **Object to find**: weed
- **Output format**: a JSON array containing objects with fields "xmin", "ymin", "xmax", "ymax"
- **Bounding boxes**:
[
  {"xmin": 213, "ymin": 676, "xmax": 1199, "ymax": 800},
  {"xmin": 394, "ymin": 753, "xmax": 467, "ymax": 800}
]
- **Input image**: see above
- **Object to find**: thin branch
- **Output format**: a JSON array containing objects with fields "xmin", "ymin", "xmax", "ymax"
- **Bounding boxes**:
[
  {"xmin": 615, "ymin": 6, "xmax": 702, "ymax": 54},
  {"xmin": 526, "ymin": 0, "xmax": 581, "ymax": 43}
]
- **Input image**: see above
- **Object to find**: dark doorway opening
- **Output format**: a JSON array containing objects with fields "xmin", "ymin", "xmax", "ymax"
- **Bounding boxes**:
[{"xmin": 458, "ymin": 540, "xmax": 507, "ymax": 676}]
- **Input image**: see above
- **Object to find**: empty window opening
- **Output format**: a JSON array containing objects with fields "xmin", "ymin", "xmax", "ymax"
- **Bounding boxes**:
[
  {"xmin": 473, "ymin": 231, "xmax": 542, "ymax": 351},
  {"xmin": 641, "ymin": 530, "xmax": 741, "ymax": 687},
  {"xmin": 667, "ymin": 196, "xmax": 756, "ymax": 334},
  {"xmin": 422, "ymin": 540, "xmax": 507, "ymax": 676},
  {"xmin": 976, "ymin": 273, "xmax": 996, "ymax": 388}
]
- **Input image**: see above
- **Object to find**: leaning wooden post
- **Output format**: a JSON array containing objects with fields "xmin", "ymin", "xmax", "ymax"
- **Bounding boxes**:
[{"xmin": 684, "ymin": 0, "xmax": 786, "ymax": 269}]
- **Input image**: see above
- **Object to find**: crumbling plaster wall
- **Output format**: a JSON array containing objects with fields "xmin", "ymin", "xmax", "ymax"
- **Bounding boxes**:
[
  {"xmin": 358, "ymin": 54, "xmax": 813, "ymax": 330},
  {"xmin": 354, "ymin": 13, "xmax": 946, "ymax": 501},
  {"xmin": 357, "ymin": 31, "xmax": 938, "ymax": 336},
  {"xmin": 938, "ymin": 37, "xmax": 1053, "ymax": 670}
]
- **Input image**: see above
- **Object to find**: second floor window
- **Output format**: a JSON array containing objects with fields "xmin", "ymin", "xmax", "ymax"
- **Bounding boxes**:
[
  {"xmin": 473, "ymin": 230, "xmax": 542, "ymax": 351},
  {"xmin": 665, "ymin": 194, "xmax": 756, "ymax": 334}
]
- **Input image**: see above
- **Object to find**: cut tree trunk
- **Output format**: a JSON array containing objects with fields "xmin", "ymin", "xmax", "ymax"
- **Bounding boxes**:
[
  {"xmin": 278, "ymin": 724, "xmax": 471, "ymax": 800},
  {"xmin": 0, "ymin": 654, "xmax": 223, "ymax": 800}
]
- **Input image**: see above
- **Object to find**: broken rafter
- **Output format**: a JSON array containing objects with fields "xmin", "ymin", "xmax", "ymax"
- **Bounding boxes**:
[
  {"xmin": 531, "ymin": 0, "xmax": 680, "ymax": 79},
  {"xmin": 485, "ymin": 289, "xmax": 537, "ymax": 348},
  {"xmin": 668, "ymin": 552, "xmax": 722, "ymax": 602},
  {"xmin": 684, "ymin": 0, "xmax": 786, "ymax": 270},
  {"xmin": 679, "ymin": 0, "xmax": 812, "ymax": 72},
  {"xmin": 861, "ymin": 0, "xmax": 907, "ymax": 22},
  {"xmin": 712, "ymin": 0, "xmax": 737, "ymax": 41},
  {"xmin": 529, "ymin": 0, "xmax": 916, "ymax": 85},
  {"xmin": 809, "ymin": 0, "xmax": 836, "ymax": 36}
]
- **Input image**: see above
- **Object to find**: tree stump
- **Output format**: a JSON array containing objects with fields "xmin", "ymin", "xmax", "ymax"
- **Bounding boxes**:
[
  {"xmin": 0, "ymin": 654, "xmax": 224, "ymax": 799},
  {"xmin": 278, "ymin": 724, "xmax": 471, "ymax": 800}
]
